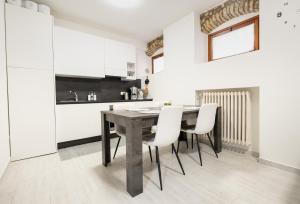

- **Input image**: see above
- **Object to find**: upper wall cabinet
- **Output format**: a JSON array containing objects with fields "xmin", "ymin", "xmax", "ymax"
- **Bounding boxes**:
[
  {"xmin": 5, "ymin": 4, "xmax": 53, "ymax": 70},
  {"xmin": 105, "ymin": 39, "xmax": 136, "ymax": 79},
  {"xmin": 54, "ymin": 26, "xmax": 105, "ymax": 78}
]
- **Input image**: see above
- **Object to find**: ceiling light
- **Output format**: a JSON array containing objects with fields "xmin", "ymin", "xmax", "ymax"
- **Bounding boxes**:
[{"xmin": 105, "ymin": 0, "xmax": 143, "ymax": 9}]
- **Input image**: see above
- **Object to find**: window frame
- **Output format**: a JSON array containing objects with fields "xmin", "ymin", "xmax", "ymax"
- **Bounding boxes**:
[
  {"xmin": 208, "ymin": 15, "xmax": 260, "ymax": 62},
  {"xmin": 151, "ymin": 53, "xmax": 164, "ymax": 74}
]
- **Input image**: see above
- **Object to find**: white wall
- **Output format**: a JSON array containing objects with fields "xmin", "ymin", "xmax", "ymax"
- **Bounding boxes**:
[
  {"xmin": 149, "ymin": 0, "xmax": 300, "ymax": 169},
  {"xmin": 136, "ymin": 48, "xmax": 151, "ymax": 81},
  {"xmin": 54, "ymin": 18, "xmax": 147, "ymax": 50},
  {"xmin": 0, "ymin": 0, "xmax": 11, "ymax": 178}
]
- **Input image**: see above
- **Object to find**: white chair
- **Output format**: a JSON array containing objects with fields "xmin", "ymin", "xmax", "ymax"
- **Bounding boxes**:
[
  {"xmin": 110, "ymin": 104, "xmax": 133, "ymax": 159},
  {"xmin": 180, "ymin": 104, "xmax": 218, "ymax": 166},
  {"xmin": 111, "ymin": 125, "xmax": 125, "ymax": 159},
  {"xmin": 143, "ymin": 106, "xmax": 185, "ymax": 191},
  {"xmin": 110, "ymin": 103, "xmax": 161, "ymax": 159}
]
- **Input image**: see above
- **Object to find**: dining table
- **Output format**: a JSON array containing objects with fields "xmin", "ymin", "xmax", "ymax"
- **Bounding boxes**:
[{"xmin": 101, "ymin": 106, "xmax": 222, "ymax": 197}]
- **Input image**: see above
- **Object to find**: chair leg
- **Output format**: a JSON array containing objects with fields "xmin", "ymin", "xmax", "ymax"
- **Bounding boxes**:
[
  {"xmin": 172, "ymin": 144, "xmax": 185, "ymax": 175},
  {"xmin": 185, "ymin": 132, "xmax": 189, "ymax": 148},
  {"xmin": 113, "ymin": 136, "xmax": 121, "ymax": 159},
  {"xmin": 191, "ymin": 134, "xmax": 194, "ymax": 149},
  {"xmin": 207, "ymin": 133, "xmax": 218, "ymax": 158},
  {"xmin": 177, "ymin": 139, "xmax": 180, "ymax": 154},
  {"xmin": 148, "ymin": 146, "xmax": 153, "ymax": 162},
  {"xmin": 195, "ymin": 134, "xmax": 203, "ymax": 166},
  {"xmin": 155, "ymin": 146, "xmax": 163, "ymax": 191}
]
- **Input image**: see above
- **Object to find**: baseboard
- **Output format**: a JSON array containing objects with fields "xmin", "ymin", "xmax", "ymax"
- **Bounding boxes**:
[
  {"xmin": 249, "ymin": 151, "xmax": 260, "ymax": 158},
  {"xmin": 58, "ymin": 136, "xmax": 101, "ymax": 149},
  {"xmin": 57, "ymin": 134, "xmax": 119, "ymax": 149},
  {"xmin": 259, "ymin": 158, "xmax": 300, "ymax": 175}
]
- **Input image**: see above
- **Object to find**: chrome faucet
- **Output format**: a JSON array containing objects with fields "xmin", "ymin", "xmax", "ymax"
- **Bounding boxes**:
[{"xmin": 69, "ymin": 91, "xmax": 78, "ymax": 102}]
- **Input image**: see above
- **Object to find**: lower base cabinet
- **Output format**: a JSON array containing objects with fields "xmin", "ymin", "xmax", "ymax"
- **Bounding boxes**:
[{"xmin": 55, "ymin": 101, "xmax": 154, "ymax": 143}]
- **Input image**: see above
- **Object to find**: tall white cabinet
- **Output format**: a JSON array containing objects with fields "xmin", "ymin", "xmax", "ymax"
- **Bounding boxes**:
[
  {"xmin": 5, "ymin": 4, "xmax": 56, "ymax": 161},
  {"xmin": 5, "ymin": 4, "xmax": 53, "ymax": 69}
]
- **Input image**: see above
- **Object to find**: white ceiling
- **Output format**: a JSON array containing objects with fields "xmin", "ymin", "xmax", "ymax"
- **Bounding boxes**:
[{"xmin": 35, "ymin": 0, "xmax": 223, "ymax": 42}]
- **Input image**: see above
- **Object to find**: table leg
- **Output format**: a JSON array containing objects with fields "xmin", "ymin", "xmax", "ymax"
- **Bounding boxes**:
[
  {"xmin": 126, "ymin": 119, "xmax": 143, "ymax": 197},
  {"xmin": 101, "ymin": 112, "xmax": 111, "ymax": 166},
  {"xmin": 213, "ymin": 107, "xmax": 222, "ymax": 153}
]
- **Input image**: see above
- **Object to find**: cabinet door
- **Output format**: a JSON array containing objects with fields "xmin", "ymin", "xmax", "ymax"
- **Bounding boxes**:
[
  {"xmin": 125, "ymin": 44, "xmax": 136, "ymax": 64},
  {"xmin": 123, "ymin": 44, "xmax": 137, "ymax": 80},
  {"xmin": 104, "ymin": 39, "xmax": 127, "ymax": 77},
  {"xmin": 8, "ymin": 68, "xmax": 56, "ymax": 161},
  {"xmin": 56, "ymin": 104, "xmax": 109, "ymax": 142},
  {"xmin": 54, "ymin": 26, "xmax": 105, "ymax": 78},
  {"xmin": 5, "ymin": 4, "xmax": 53, "ymax": 70}
]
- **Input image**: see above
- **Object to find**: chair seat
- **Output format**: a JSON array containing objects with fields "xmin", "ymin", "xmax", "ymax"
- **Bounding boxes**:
[
  {"xmin": 110, "ymin": 129, "xmax": 125, "ymax": 137},
  {"xmin": 181, "ymin": 124, "xmax": 196, "ymax": 134},
  {"xmin": 151, "ymin": 126, "xmax": 157, "ymax": 133},
  {"xmin": 181, "ymin": 125, "xmax": 209, "ymax": 135},
  {"xmin": 181, "ymin": 128, "xmax": 196, "ymax": 134},
  {"xmin": 142, "ymin": 133, "xmax": 156, "ymax": 146},
  {"xmin": 112, "ymin": 125, "xmax": 156, "ymax": 137}
]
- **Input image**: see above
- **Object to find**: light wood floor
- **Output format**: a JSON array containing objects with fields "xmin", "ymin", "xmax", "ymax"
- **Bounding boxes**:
[{"xmin": 1, "ymin": 139, "xmax": 300, "ymax": 204}]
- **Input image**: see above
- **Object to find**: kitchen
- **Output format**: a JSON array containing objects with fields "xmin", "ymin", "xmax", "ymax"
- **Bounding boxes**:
[{"xmin": 1, "ymin": 0, "xmax": 300, "ymax": 203}]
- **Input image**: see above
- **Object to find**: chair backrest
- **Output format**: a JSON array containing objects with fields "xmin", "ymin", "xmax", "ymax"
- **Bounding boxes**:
[
  {"xmin": 194, "ymin": 104, "xmax": 218, "ymax": 135},
  {"xmin": 153, "ymin": 106, "xmax": 183, "ymax": 147}
]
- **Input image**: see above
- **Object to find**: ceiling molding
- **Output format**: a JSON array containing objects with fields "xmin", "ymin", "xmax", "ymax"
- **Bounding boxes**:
[
  {"xmin": 200, "ymin": 0, "xmax": 259, "ymax": 34},
  {"xmin": 146, "ymin": 35, "xmax": 163, "ymax": 57}
]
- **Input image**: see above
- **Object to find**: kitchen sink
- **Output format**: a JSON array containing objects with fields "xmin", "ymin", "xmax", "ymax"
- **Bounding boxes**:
[{"xmin": 58, "ymin": 100, "xmax": 88, "ymax": 103}]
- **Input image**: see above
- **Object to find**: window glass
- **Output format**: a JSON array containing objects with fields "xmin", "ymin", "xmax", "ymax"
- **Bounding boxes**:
[
  {"xmin": 208, "ymin": 16, "xmax": 259, "ymax": 61},
  {"xmin": 212, "ymin": 24, "xmax": 255, "ymax": 60},
  {"xmin": 152, "ymin": 54, "xmax": 164, "ymax": 73}
]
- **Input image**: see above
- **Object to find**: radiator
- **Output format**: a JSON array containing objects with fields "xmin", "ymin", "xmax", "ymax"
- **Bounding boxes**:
[{"xmin": 201, "ymin": 91, "xmax": 251, "ymax": 146}]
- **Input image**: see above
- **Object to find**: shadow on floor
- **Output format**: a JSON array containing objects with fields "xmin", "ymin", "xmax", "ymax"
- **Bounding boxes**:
[{"xmin": 58, "ymin": 139, "xmax": 125, "ymax": 161}]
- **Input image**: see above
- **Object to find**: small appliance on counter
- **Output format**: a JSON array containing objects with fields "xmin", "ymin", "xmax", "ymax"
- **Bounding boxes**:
[
  {"xmin": 88, "ymin": 92, "xmax": 97, "ymax": 101},
  {"xmin": 120, "ymin": 92, "xmax": 129, "ymax": 100},
  {"xmin": 129, "ymin": 86, "xmax": 138, "ymax": 100},
  {"xmin": 138, "ymin": 89, "xmax": 144, "ymax": 100}
]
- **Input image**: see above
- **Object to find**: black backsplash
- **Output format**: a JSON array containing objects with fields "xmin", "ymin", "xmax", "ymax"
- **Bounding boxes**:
[{"xmin": 56, "ymin": 76, "xmax": 141, "ymax": 102}]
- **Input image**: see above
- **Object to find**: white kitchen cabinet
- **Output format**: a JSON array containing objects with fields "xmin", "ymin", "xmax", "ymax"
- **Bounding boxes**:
[
  {"xmin": 125, "ymin": 44, "xmax": 136, "ymax": 64},
  {"xmin": 5, "ymin": 4, "xmax": 53, "ymax": 70},
  {"xmin": 105, "ymin": 39, "xmax": 127, "ymax": 77},
  {"xmin": 54, "ymin": 26, "xmax": 105, "ymax": 78},
  {"xmin": 56, "ymin": 103, "xmax": 109, "ymax": 143},
  {"xmin": 105, "ymin": 39, "xmax": 136, "ymax": 79},
  {"xmin": 56, "ymin": 102, "xmax": 154, "ymax": 143},
  {"xmin": 8, "ymin": 68, "xmax": 56, "ymax": 161},
  {"xmin": 123, "ymin": 43, "xmax": 137, "ymax": 80}
]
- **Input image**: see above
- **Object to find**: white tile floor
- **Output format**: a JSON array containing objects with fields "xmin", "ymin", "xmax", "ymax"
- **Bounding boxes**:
[{"xmin": 0, "ymin": 140, "xmax": 300, "ymax": 204}]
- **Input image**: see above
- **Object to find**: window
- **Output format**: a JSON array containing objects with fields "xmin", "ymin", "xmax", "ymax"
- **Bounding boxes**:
[
  {"xmin": 152, "ymin": 53, "xmax": 164, "ymax": 74},
  {"xmin": 208, "ymin": 16, "xmax": 259, "ymax": 61}
]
